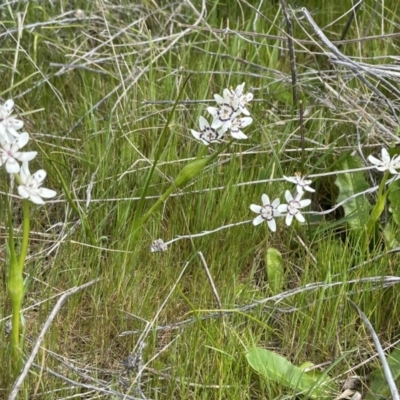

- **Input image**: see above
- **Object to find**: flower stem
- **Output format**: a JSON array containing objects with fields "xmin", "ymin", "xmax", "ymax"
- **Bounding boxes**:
[
  {"xmin": 366, "ymin": 170, "xmax": 390, "ymax": 241},
  {"xmin": 6, "ymin": 197, "xmax": 27, "ymax": 373},
  {"xmin": 19, "ymin": 199, "xmax": 30, "ymax": 271},
  {"xmin": 138, "ymin": 140, "xmax": 233, "ymax": 236}
]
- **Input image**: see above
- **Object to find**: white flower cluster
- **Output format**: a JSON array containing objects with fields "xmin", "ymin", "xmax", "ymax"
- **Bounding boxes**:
[
  {"xmin": 191, "ymin": 83, "xmax": 254, "ymax": 145},
  {"xmin": 0, "ymin": 100, "xmax": 56, "ymax": 204},
  {"xmin": 250, "ymin": 174, "xmax": 314, "ymax": 232}
]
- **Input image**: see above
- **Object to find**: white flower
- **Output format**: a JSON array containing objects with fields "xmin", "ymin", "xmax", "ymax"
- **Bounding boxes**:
[
  {"xmin": 0, "ymin": 99, "xmax": 24, "ymax": 141},
  {"xmin": 283, "ymin": 173, "xmax": 315, "ymax": 195},
  {"xmin": 229, "ymin": 116, "xmax": 253, "ymax": 139},
  {"xmin": 190, "ymin": 116, "xmax": 224, "ymax": 145},
  {"xmin": 0, "ymin": 132, "xmax": 37, "ymax": 173},
  {"xmin": 368, "ymin": 148, "xmax": 400, "ymax": 175},
  {"xmin": 17, "ymin": 161, "xmax": 56, "ymax": 205},
  {"xmin": 207, "ymin": 93, "xmax": 239, "ymax": 132},
  {"xmin": 223, "ymin": 83, "xmax": 254, "ymax": 115},
  {"xmin": 250, "ymin": 194, "xmax": 281, "ymax": 232},
  {"xmin": 150, "ymin": 238, "xmax": 168, "ymax": 253},
  {"xmin": 278, "ymin": 190, "xmax": 311, "ymax": 226}
]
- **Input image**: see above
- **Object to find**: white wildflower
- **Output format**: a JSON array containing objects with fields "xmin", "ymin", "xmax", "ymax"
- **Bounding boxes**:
[
  {"xmin": 229, "ymin": 116, "xmax": 253, "ymax": 140},
  {"xmin": 283, "ymin": 173, "xmax": 315, "ymax": 195},
  {"xmin": 368, "ymin": 148, "xmax": 400, "ymax": 175},
  {"xmin": 223, "ymin": 82, "xmax": 254, "ymax": 115},
  {"xmin": 17, "ymin": 161, "xmax": 56, "ymax": 205},
  {"xmin": 250, "ymin": 194, "xmax": 281, "ymax": 232},
  {"xmin": 0, "ymin": 132, "xmax": 37, "ymax": 173},
  {"xmin": 278, "ymin": 190, "xmax": 311, "ymax": 226},
  {"xmin": 0, "ymin": 99, "xmax": 24, "ymax": 141},
  {"xmin": 190, "ymin": 116, "xmax": 224, "ymax": 145},
  {"xmin": 207, "ymin": 93, "xmax": 239, "ymax": 132}
]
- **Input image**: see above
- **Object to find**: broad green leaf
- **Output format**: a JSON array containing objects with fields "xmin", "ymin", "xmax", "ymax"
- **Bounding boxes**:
[
  {"xmin": 246, "ymin": 348, "xmax": 334, "ymax": 398},
  {"xmin": 265, "ymin": 247, "xmax": 284, "ymax": 294},
  {"xmin": 299, "ymin": 361, "xmax": 330, "ymax": 382},
  {"xmin": 388, "ymin": 179, "xmax": 400, "ymax": 227},
  {"xmin": 334, "ymin": 154, "xmax": 371, "ymax": 230},
  {"xmin": 366, "ymin": 344, "xmax": 400, "ymax": 399}
]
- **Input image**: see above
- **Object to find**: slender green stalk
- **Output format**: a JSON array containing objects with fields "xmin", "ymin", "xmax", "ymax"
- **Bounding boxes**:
[
  {"xmin": 139, "ymin": 139, "xmax": 234, "ymax": 228},
  {"xmin": 6, "ymin": 196, "xmax": 25, "ymax": 373},
  {"xmin": 366, "ymin": 170, "xmax": 390, "ymax": 240},
  {"xmin": 19, "ymin": 199, "xmax": 30, "ymax": 271}
]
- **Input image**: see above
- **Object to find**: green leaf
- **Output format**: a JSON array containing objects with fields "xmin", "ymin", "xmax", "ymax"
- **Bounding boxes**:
[
  {"xmin": 265, "ymin": 247, "xmax": 284, "ymax": 294},
  {"xmin": 246, "ymin": 348, "xmax": 334, "ymax": 398},
  {"xmin": 366, "ymin": 344, "xmax": 400, "ymax": 399},
  {"xmin": 334, "ymin": 154, "xmax": 371, "ymax": 230}
]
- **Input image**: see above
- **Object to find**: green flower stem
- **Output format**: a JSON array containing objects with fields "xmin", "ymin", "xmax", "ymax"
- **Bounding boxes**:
[
  {"xmin": 139, "ymin": 140, "xmax": 233, "ymax": 230},
  {"xmin": 197, "ymin": 144, "xmax": 208, "ymax": 159},
  {"xmin": 19, "ymin": 199, "xmax": 30, "ymax": 271},
  {"xmin": 140, "ymin": 185, "xmax": 176, "ymax": 227},
  {"xmin": 6, "ymin": 197, "xmax": 30, "ymax": 371},
  {"xmin": 6, "ymin": 172, "xmax": 30, "ymax": 371},
  {"xmin": 8, "ymin": 260, "xmax": 23, "ymax": 365},
  {"xmin": 366, "ymin": 170, "xmax": 390, "ymax": 239}
]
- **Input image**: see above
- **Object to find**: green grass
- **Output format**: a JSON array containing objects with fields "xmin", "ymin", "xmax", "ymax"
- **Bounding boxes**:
[{"xmin": 1, "ymin": 0, "xmax": 400, "ymax": 398}]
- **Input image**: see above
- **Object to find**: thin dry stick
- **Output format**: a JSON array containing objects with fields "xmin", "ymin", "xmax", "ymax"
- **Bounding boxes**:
[
  {"xmin": 119, "ymin": 276, "xmax": 400, "ymax": 336},
  {"xmin": 8, "ymin": 278, "xmax": 101, "ymax": 400},
  {"xmin": 178, "ymin": 22, "xmax": 400, "ymax": 46},
  {"xmin": 280, "ymin": 0, "xmax": 298, "ymax": 107},
  {"xmin": 197, "ymin": 252, "xmax": 226, "ymax": 334},
  {"xmin": 337, "ymin": 0, "xmax": 363, "ymax": 50},
  {"xmin": 348, "ymin": 299, "xmax": 400, "ymax": 400},
  {"xmin": 127, "ymin": 261, "xmax": 190, "ymax": 387},
  {"xmin": 301, "ymin": 7, "xmax": 400, "ymax": 125},
  {"xmin": 30, "ymin": 363, "xmax": 144, "ymax": 400}
]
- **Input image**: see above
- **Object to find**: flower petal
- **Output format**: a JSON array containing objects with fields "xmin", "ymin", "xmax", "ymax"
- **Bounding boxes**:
[
  {"xmin": 284, "ymin": 190, "xmax": 293, "ymax": 202},
  {"xmin": 16, "ymin": 151, "xmax": 37, "ymax": 162},
  {"xmin": 252, "ymin": 215, "xmax": 265, "ymax": 226},
  {"xmin": 239, "ymin": 117, "xmax": 253, "ymax": 128},
  {"xmin": 5, "ymin": 158, "xmax": 20, "ymax": 173},
  {"xmin": 198, "ymin": 116, "xmax": 209, "ymax": 130},
  {"xmin": 3, "ymin": 99, "xmax": 14, "ymax": 113},
  {"xmin": 38, "ymin": 188, "xmax": 57, "ymax": 198},
  {"xmin": 271, "ymin": 198, "xmax": 280, "ymax": 209},
  {"xmin": 20, "ymin": 161, "xmax": 31, "ymax": 182},
  {"xmin": 243, "ymin": 92, "xmax": 253, "ymax": 102},
  {"xmin": 28, "ymin": 193, "xmax": 45, "ymax": 205},
  {"xmin": 381, "ymin": 148, "xmax": 390, "ymax": 163},
  {"xmin": 261, "ymin": 194, "xmax": 270, "ymax": 206},
  {"xmin": 250, "ymin": 204, "xmax": 263, "ymax": 213},
  {"xmin": 295, "ymin": 212, "xmax": 305, "ymax": 223},
  {"xmin": 285, "ymin": 213, "xmax": 294, "ymax": 226},
  {"xmin": 277, "ymin": 204, "xmax": 288, "ymax": 213},
  {"xmin": 15, "ymin": 132, "xmax": 30, "ymax": 148},
  {"xmin": 230, "ymin": 129, "xmax": 247, "ymax": 139},
  {"xmin": 211, "ymin": 118, "xmax": 223, "ymax": 129},
  {"xmin": 267, "ymin": 218, "xmax": 277, "ymax": 232},
  {"xmin": 190, "ymin": 129, "xmax": 201, "ymax": 141},
  {"xmin": 299, "ymin": 199, "xmax": 312, "ymax": 207},
  {"xmin": 32, "ymin": 169, "xmax": 47, "ymax": 183},
  {"xmin": 17, "ymin": 185, "xmax": 30, "ymax": 198},
  {"xmin": 206, "ymin": 107, "xmax": 218, "ymax": 118},
  {"xmin": 214, "ymin": 94, "xmax": 225, "ymax": 104}
]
